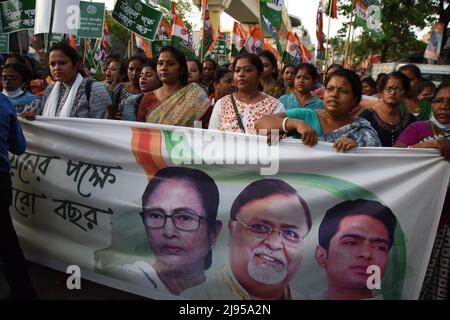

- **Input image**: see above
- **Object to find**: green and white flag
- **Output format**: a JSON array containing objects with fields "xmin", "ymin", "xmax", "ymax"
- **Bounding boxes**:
[
  {"xmin": 171, "ymin": 14, "xmax": 195, "ymax": 58},
  {"xmin": 260, "ymin": 0, "xmax": 283, "ymax": 34},
  {"xmin": 151, "ymin": 39, "xmax": 171, "ymax": 57},
  {"xmin": 112, "ymin": 0, "xmax": 163, "ymax": 41},
  {"xmin": 355, "ymin": 0, "xmax": 385, "ymax": 40}
]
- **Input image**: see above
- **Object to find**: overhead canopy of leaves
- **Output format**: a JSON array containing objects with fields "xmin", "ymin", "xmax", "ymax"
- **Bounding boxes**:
[{"xmin": 336, "ymin": 0, "xmax": 443, "ymax": 62}]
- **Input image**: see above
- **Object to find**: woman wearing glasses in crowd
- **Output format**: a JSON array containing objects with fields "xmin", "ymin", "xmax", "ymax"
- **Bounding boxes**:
[
  {"xmin": 359, "ymin": 72, "xmax": 416, "ymax": 147},
  {"xmin": 255, "ymin": 69, "xmax": 380, "ymax": 152},
  {"xmin": 118, "ymin": 167, "xmax": 223, "ymax": 296},
  {"xmin": 2, "ymin": 63, "xmax": 40, "ymax": 113},
  {"xmin": 394, "ymin": 80, "xmax": 450, "ymax": 300}
]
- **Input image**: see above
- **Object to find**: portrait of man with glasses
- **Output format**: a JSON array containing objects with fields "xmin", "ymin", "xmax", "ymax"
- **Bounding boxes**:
[
  {"xmin": 115, "ymin": 167, "xmax": 223, "ymax": 296},
  {"xmin": 184, "ymin": 179, "xmax": 312, "ymax": 300}
]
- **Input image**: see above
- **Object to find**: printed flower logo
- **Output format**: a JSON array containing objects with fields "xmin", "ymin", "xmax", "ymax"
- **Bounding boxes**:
[
  {"xmin": 134, "ymin": 2, "xmax": 143, "ymax": 12},
  {"xmin": 87, "ymin": 5, "xmax": 97, "ymax": 15}
]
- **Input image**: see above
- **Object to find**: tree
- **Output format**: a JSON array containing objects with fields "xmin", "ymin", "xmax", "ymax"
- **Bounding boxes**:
[{"xmin": 336, "ymin": 0, "xmax": 441, "ymax": 62}]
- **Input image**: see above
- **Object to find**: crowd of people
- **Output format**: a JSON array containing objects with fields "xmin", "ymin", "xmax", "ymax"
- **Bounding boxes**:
[{"xmin": 1, "ymin": 41, "xmax": 449, "ymax": 300}]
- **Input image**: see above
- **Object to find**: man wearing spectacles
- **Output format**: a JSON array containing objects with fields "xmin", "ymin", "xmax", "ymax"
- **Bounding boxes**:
[
  {"xmin": 184, "ymin": 179, "xmax": 312, "ymax": 300},
  {"xmin": 313, "ymin": 199, "xmax": 397, "ymax": 300}
]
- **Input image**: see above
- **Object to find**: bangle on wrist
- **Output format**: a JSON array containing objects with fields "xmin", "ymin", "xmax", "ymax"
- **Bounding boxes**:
[{"xmin": 282, "ymin": 117, "xmax": 289, "ymax": 133}]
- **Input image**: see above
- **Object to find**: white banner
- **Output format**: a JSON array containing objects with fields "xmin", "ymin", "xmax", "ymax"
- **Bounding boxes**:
[
  {"xmin": 34, "ymin": 0, "xmax": 80, "ymax": 35},
  {"xmin": 11, "ymin": 117, "xmax": 449, "ymax": 300}
]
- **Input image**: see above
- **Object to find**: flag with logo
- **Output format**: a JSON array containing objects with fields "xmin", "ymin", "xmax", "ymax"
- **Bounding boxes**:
[
  {"xmin": 84, "ymin": 38, "xmax": 95, "ymax": 67},
  {"xmin": 316, "ymin": 0, "xmax": 325, "ymax": 60},
  {"xmin": 260, "ymin": 0, "xmax": 284, "ymax": 34},
  {"xmin": 424, "ymin": 22, "xmax": 445, "ymax": 61},
  {"xmin": 171, "ymin": 15, "xmax": 195, "ymax": 58},
  {"xmin": 244, "ymin": 25, "xmax": 263, "ymax": 54},
  {"xmin": 264, "ymin": 40, "xmax": 280, "ymax": 59},
  {"xmin": 201, "ymin": 0, "xmax": 216, "ymax": 58},
  {"xmin": 157, "ymin": 18, "xmax": 172, "ymax": 39},
  {"xmin": 324, "ymin": 0, "xmax": 338, "ymax": 18},
  {"xmin": 283, "ymin": 32, "xmax": 302, "ymax": 65},
  {"xmin": 300, "ymin": 39, "xmax": 313, "ymax": 62},
  {"xmin": 69, "ymin": 35, "xmax": 76, "ymax": 49},
  {"xmin": 135, "ymin": 34, "xmax": 153, "ymax": 59},
  {"xmin": 355, "ymin": 0, "xmax": 385, "ymax": 40},
  {"xmin": 232, "ymin": 22, "xmax": 247, "ymax": 56}
]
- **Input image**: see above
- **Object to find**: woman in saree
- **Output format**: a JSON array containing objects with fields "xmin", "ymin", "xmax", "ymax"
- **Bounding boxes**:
[
  {"xmin": 394, "ymin": 80, "xmax": 450, "ymax": 299},
  {"xmin": 136, "ymin": 46, "xmax": 210, "ymax": 127},
  {"xmin": 255, "ymin": 69, "xmax": 381, "ymax": 152}
]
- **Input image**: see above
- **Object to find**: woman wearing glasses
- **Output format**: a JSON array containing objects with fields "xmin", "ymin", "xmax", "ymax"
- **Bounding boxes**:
[
  {"xmin": 359, "ymin": 72, "xmax": 416, "ymax": 147},
  {"xmin": 394, "ymin": 80, "xmax": 450, "ymax": 299},
  {"xmin": 119, "ymin": 167, "xmax": 222, "ymax": 296},
  {"xmin": 2, "ymin": 63, "xmax": 40, "ymax": 113}
]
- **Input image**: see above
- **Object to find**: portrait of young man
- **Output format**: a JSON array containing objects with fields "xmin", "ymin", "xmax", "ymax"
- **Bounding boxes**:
[{"xmin": 313, "ymin": 199, "xmax": 397, "ymax": 300}]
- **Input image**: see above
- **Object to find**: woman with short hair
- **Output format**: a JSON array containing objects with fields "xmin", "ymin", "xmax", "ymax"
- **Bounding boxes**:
[{"xmin": 2, "ymin": 63, "xmax": 40, "ymax": 113}]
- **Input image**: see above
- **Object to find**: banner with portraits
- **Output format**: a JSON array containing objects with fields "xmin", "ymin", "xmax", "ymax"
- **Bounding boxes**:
[{"xmin": 11, "ymin": 117, "xmax": 449, "ymax": 300}]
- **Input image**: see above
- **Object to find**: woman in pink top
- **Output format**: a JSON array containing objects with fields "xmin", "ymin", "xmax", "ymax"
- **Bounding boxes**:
[{"xmin": 208, "ymin": 53, "xmax": 284, "ymax": 134}]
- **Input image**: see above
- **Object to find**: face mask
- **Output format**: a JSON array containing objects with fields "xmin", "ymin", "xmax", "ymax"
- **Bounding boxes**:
[
  {"xmin": 430, "ymin": 113, "xmax": 450, "ymax": 131},
  {"xmin": 3, "ymin": 87, "xmax": 24, "ymax": 99}
]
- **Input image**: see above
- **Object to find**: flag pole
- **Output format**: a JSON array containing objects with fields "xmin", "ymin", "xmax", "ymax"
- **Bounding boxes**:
[
  {"xmin": 46, "ymin": 0, "xmax": 56, "ymax": 57},
  {"xmin": 83, "ymin": 39, "xmax": 87, "ymax": 65},
  {"xmin": 344, "ymin": 0, "xmax": 356, "ymax": 67},
  {"xmin": 257, "ymin": 0, "xmax": 264, "ymax": 48},
  {"xmin": 17, "ymin": 31, "xmax": 23, "ymax": 54},
  {"xmin": 200, "ymin": 0, "xmax": 206, "ymax": 62},
  {"xmin": 323, "ymin": 8, "xmax": 332, "ymax": 82}
]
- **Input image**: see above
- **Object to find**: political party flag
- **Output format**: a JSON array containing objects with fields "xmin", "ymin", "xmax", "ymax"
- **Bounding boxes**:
[
  {"xmin": 424, "ymin": 22, "xmax": 445, "ymax": 61},
  {"xmin": 324, "ymin": 0, "xmax": 338, "ymax": 19},
  {"xmin": 300, "ymin": 39, "xmax": 313, "ymax": 62},
  {"xmin": 84, "ymin": 38, "xmax": 95, "ymax": 67},
  {"xmin": 69, "ymin": 35, "xmax": 76, "ymax": 49},
  {"xmin": 264, "ymin": 40, "xmax": 280, "ymax": 59},
  {"xmin": 355, "ymin": 0, "xmax": 385, "ymax": 40},
  {"xmin": 316, "ymin": 0, "xmax": 325, "ymax": 59},
  {"xmin": 283, "ymin": 31, "xmax": 302, "ymax": 65},
  {"xmin": 260, "ymin": 0, "xmax": 284, "ymax": 35},
  {"xmin": 244, "ymin": 25, "xmax": 263, "ymax": 54},
  {"xmin": 171, "ymin": 14, "xmax": 195, "ymax": 58},
  {"xmin": 201, "ymin": 0, "xmax": 216, "ymax": 58},
  {"xmin": 135, "ymin": 34, "xmax": 153, "ymax": 59},
  {"xmin": 232, "ymin": 22, "xmax": 247, "ymax": 56},
  {"xmin": 157, "ymin": 18, "xmax": 172, "ymax": 39}
]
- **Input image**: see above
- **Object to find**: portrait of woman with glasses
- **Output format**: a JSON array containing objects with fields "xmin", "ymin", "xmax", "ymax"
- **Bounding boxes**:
[
  {"xmin": 117, "ymin": 167, "xmax": 222, "ymax": 296},
  {"xmin": 359, "ymin": 71, "xmax": 417, "ymax": 147}
]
